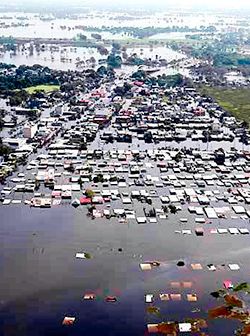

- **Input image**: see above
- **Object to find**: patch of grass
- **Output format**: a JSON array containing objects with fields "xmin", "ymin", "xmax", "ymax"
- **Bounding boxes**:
[
  {"xmin": 24, "ymin": 84, "xmax": 60, "ymax": 94},
  {"xmin": 199, "ymin": 86, "xmax": 250, "ymax": 124}
]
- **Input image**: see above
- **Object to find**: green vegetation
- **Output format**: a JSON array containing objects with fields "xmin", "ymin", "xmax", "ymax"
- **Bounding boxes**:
[
  {"xmin": 0, "ymin": 64, "xmax": 59, "ymax": 91},
  {"xmin": 107, "ymin": 54, "xmax": 122, "ymax": 68},
  {"xmin": 85, "ymin": 189, "xmax": 95, "ymax": 198},
  {"xmin": 9, "ymin": 90, "xmax": 29, "ymax": 106},
  {"xmin": 233, "ymin": 282, "xmax": 250, "ymax": 293},
  {"xmin": 169, "ymin": 37, "xmax": 250, "ymax": 67},
  {"xmin": 24, "ymin": 84, "xmax": 60, "ymax": 94},
  {"xmin": 200, "ymin": 86, "xmax": 250, "ymax": 125},
  {"xmin": 0, "ymin": 36, "xmax": 16, "ymax": 44},
  {"xmin": 83, "ymin": 25, "xmax": 216, "ymax": 39},
  {"xmin": 83, "ymin": 252, "xmax": 92, "ymax": 259},
  {"xmin": 0, "ymin": 140, "xmax": 13, "ymax": 157},
  {"xmin": 132, "ymin": 70, "xmax": 184, "ymax": 88}
]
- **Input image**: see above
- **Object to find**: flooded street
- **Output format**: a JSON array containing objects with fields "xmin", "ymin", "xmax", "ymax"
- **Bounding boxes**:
[
  {"xmin": 1, "ymin": 198, "xmax": 250, "ymax": 335},
  {"xmin": 0, "ymin": 203, "xmax": 249, "ymax": 335},
  {"xmin": 1, "ymin": 119, "xmax": 250, "ymax": 335}
]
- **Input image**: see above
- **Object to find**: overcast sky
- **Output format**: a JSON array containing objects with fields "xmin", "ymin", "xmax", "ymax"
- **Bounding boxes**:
[{"xmin": 6, "ymin": 0, "xmax": 250, "ymax": 10}]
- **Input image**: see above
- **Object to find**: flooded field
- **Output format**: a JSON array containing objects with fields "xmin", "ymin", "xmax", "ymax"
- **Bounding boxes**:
[
  {"xmin": 0, "ymin": 45, "xmax": 185, "ymax": 71},
  {"xmin": 0, "ymin": 11, "xmax": 240, "ymax": 38}
]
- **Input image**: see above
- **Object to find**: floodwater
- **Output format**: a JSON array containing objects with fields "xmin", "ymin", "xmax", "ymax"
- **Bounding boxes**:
[
  {"xmin": 0, "ymin": 11, "xmax": 243, "ymax": 39},
  {"xmin": 1, "ymin": 124, "xmax": 250, "ymax": 335},
  {"xmin": 0, "ymin": 45, "xmax": 185, "ymax": 71},
  {"xmin": 1, "ymin": 182, "xmax": 250, "ymax": 335},
  {"xmin": 1, "ymin": 10, "xmax": 250, "ymax": 336},
  {"xmin": 0, "ymin": 46, "xmax": 108, "ymax": 71}
]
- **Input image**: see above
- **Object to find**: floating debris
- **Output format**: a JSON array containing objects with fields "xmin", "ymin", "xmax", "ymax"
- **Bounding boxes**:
[
  {"xmin": 191, "ymin": 263, "xmax": 203, "ymax": 270},
  {"xmin": 210, "ymin": 290, "xmax": 226, "ymax": 299},
  {"xmin": 179, "ymin": 322, "xmax": 192, "ymax": 332},
  {"xmin": 187, "ymin": 294, "xmax": 198, "ymax": 302},
  {"xmin": 140, "ymin": 261, "xmax": 160, "ymax": 271},
  {"xmin": 62, "ymin": 316, "xmax": 76, "ymax": 325},
  {"xmin": 146, "ymin": 306, "xmax": 161, "ymax": 316},
  {"xmin": 159, "ymin": 294, "xmax": 170, "ymax": 301},
  {"xmin": 228, "ymin": 264, "xmax": 240, "ymax": 271},
  {"xmin": 105, "ymin": 296, "xmax": 117, "ymax": 302},
  {"xmin": 83, "ymin": 293, "xmax": 96, "ymax": 300},
  {"xmin": 140, "ymin": 263, "xmax": 152, "ymax": 271},
  {"xmin": 233, "ymin": 283, "xmax": 250, "ymax": 292},
  {"xmin": 223, "ymin": 280, "xmax": 234, "ymax": 289},
  {"xmin": 75, "ymin": 252, "xmax": 92, "ymax": 259},
  {"xmin": 145, "ymin": 294, "xmax": 154, "ymax": 303}
]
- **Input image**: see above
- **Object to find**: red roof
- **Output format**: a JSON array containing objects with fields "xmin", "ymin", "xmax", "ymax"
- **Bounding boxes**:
[
  {"xmin": 133, "ymin": 81, "xmax": 144, "ymax": 86},
  {"xmin": 105, "ymin": 296, "xmax": 117, "ymax": 302},
  {"xmin": 51, "ymin": 191, "xmax": 61, "ymax": 197},
  {"xmin": 78, "ymin": 99, "xmax": 90, "ymax": 103},
  {"xmin": 80, "ymin": 197, "xmax": 92, "ymax": 205}
]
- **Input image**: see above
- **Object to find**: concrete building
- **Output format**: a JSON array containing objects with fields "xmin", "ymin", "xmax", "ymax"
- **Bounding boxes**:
[{"xmin": 23, "ymin": 122, "xmax": 38, "ymax": 138}]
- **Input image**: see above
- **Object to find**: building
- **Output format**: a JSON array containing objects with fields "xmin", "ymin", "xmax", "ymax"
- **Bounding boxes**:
[
  {"xmin": 55, "ymin": 104, "xmax": 69, "ymax": 115},
  {"xmin": 23, "ymin": 122, "xmax": 38, "ymax": 138},
  {"xmin": 2, "ymin": 138, "xmax": 27, "ymax": 149},
  {"xmin": 212, "ymin": 120, "xmax": 221, "ymax": 133}
]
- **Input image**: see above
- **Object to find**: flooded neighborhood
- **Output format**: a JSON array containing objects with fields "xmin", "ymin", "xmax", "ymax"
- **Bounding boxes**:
[{"xmin": 1, "ymin": 1, "xmax": 250, "ymax": 335}]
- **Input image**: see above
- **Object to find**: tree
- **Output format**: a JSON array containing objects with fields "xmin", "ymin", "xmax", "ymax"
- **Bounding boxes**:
[
  {"xmin": 79, "ymin": 140, "xmax": 87, "ymax": 151},
  {"xmin": 78, "ymin": 177, "xmax": 83, "ymax": 189},
  {"xmin": 89, "ymin": 56, "xmax": 96, "ymax": 64},
  {"xmin": 77, "ymin": 34, "xmax": 87, "ymax": 41},
  {"xmin": 91, "ymin": 33, "xmax": 102, "ymax": 40},
  {"xmin": 85, "ymin": 189, "xmax": 95, "ymax": 198},
  {"xmin": 97, "ymin": 66, "xmax": 107, "ymax": 76},
  {"xmin": 127, "ymin": 54, "xmax": 144, "ymax": 66},
  {"xmin": 0, "ymin": 139, "xmax": 13, "ymax": 158},
  {"xmin": 93, "ymin": 174, "xmax": 104, "ymax": 183},
  {"xmin": 87, "ymin": 205, "xmax": 96, "ymax": 216},
  {"xmin": 107, "ymin": 54, "xmax": 122, "ymax": 68},
  {"xmin": 112, "ymin": 42, "xmax": 121, "ymax": 52},
  {"xmin": 67, "ymin": 163, "xmax": 75, "ymax": 173},
  {"xmin": 131, "ymin": 70, "xmax": 146, "ymax": 80},
  {"xmin": 0, "ymin": 117, "xmax": 4, "ymax": 130},
  {"xmin": 18, "ymin": 155, "xmax": 28, "ymax": 166},
  {"xmin": 173, "ymin": 151, "xmax": 182, "ymax": 162},
  {"xmin": 97, "ymin": 46, "xmax": 109, "ymax": 55},
  {"xmin": 35, "ymin": 180, "xmax": 40, "ymax": 191},
  {"xmin": 9, "ymin": 90, "xmax": 29, "ymax": 106},
  {"xmin": 28, "ymin": 109, "xmax": 40, "ymax": 121},
  {"xmin": 169, "ymin": 204, "xmax": 177, "ymax": 214},
  {"xmin": 242, "ymin": 120, "xmax": 249, "ymax": 129}
]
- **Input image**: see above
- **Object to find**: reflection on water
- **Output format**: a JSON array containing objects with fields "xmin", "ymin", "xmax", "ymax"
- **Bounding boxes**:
[{"xmin": 0, "ymin": 45, "xmax": 185, "ymax": 71}]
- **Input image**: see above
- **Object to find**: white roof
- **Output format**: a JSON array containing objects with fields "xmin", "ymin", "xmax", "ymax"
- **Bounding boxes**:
[
  {"xmin": 204, "ymin": 208, "xmax": 218, "ymax": 219},
  {"xmin": 122, "ymin": 197, "xmax": 132, "ymax": 204},
  {"xmin": 179, "ymin": 323, "xmax": 192, "ymax": 332},
  {"xmin": 233, "ymin": 206, "xmax": 246, "ymax": 214},
  {"xmin": 169, "ymin": 195, "xmax": 179, "ymax": 203},
  {"xmin": 137, "ymin": 217, "xmax": 147, "ymax": 224}
]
